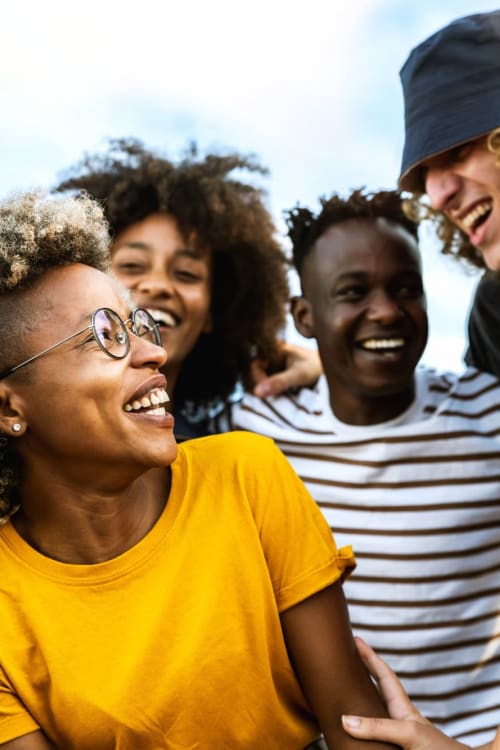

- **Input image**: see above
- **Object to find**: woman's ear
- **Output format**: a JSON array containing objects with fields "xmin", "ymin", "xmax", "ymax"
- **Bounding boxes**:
[
  {"xmin": 291, "ymin": 296, "xmax": 315, "ymax": 339},
  {"xmin": 0, "ymin": 385, "xmax": 27, "ymax": 436}
]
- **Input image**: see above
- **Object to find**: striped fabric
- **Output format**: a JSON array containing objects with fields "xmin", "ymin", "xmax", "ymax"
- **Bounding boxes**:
[{"xmin": 219, "ymin": 366, "xmax": 500, "ymax": 746}]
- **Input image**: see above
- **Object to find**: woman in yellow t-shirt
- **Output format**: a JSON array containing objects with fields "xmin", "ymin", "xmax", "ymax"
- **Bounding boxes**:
[{"xmin": 0, "ymin": 191, "xmax": 394, "ymax": 750}]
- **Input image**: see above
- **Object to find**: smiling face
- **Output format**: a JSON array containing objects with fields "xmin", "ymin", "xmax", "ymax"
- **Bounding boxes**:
[
  {"xmin": 293, "ymin": 218, "xmax": 428, "ymax": 425},
  {"xmin": 423, "ymin": 136, "xmax": 500, "ymax": 271},
  {"xmin": 110, "ymin": 213, "xmax": 212, "ymax": 392},
  {"xmin": 5, "ymin": 264, "xmax": 177, "ymax": 482}
]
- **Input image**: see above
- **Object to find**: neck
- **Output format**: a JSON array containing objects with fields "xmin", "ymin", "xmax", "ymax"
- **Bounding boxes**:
[
  {"xmin": 327, "ymin": 381, "xmax": 416, "ymax": 426},
  {"xmin": 13, "ymin": 466, "xmax": 171, "ymax": 564}
]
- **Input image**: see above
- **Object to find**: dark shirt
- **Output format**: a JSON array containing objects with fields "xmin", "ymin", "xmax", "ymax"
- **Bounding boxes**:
[
  {"xmin": 172, "ymin": 408, "xmax": 214, "ymax": 442},
  {"xmin": 465, "ymin": 271, "xmax": 500, "ymax": 378}
]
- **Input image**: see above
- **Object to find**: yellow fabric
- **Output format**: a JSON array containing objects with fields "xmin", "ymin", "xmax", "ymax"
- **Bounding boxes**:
[{"xmin": 0, "ymin": 432, "xmax": 354, "ymax": 749}]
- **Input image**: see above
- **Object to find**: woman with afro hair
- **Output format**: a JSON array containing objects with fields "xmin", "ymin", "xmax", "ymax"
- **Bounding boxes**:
[{"xmin": 56, "ymin": 138, "xmax": 319, "ymax": 439}]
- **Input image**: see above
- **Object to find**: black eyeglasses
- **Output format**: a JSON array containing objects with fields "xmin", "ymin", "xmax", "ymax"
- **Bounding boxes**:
[{"xmin": 0, "ymin": 307, "xmax": 162, "ymax": 380}]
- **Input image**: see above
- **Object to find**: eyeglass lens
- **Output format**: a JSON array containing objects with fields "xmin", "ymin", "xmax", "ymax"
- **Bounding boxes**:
[
  {"xmin": 93, "ymin": 308, "xmax": 161, "ymax": 358},
  {"xmin": 93, "ymin": 309, "xmax": 129, "ymax": 357},
  {"xmin": 132, "ymin": 308, "xmax": 162, "ymax": 346}
]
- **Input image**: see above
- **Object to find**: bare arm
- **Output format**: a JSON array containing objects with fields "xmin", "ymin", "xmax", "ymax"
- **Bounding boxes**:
[
  {"xmin": 251, "ymin": 342, "xmax": 322, "ymax": 398},
  {"xmin": 0, "ymin": 731, "xmax": 55, "ymax": 749},
  {"xmin": 342, "ymin": 638, "xmax": 480, "ymax": 750},
  {"xmin": 281, "ymin": 581, "xmax": 399, "ymax": 750}
]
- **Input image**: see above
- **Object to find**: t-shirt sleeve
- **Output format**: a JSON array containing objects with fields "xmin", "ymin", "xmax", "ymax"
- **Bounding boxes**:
[
  {"xmin": 0, "ymin": 672, "xmax": 40, "ymax": 743},
  {"xmin": 243, "ymin": 433, "xmax": 356, "ymax": 612}
]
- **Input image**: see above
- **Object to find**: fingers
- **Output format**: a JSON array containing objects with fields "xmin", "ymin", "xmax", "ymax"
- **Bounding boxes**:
[
  {"xmin": 253, "ymin": 345, "xmax": 322, "ymax": 397},
  {"xmin": 355, "ymin": 637, "xmax": 423, "ymax": 721},
  {"xmin": 342, "ymin": 714, "xmax": 469, "ymax": 750},
  {"xmin": 343, "ymin": 714, "xmax": 417, "ymax": 746},
  {"xmin": 253, "ymin": 371, "xmax": 295, "ymax": 398},
  {"xmin": 248, "ymin": 359, "xmax": 269, "ymax": 388}
]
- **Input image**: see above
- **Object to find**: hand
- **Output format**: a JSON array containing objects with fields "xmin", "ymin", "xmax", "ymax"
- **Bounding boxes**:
[
  {"xmin": 342, "ymin": 638, "xmax": 472, "ymax": 750},
  {"xmin": 251, "ymin": 342, "xmax": 322, "ymax": 398}
]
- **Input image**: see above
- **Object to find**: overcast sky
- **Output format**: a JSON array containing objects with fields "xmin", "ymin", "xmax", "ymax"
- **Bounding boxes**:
[{"xmin": 1, "ymin": 0, "xmax": 498, "ymax": 371}]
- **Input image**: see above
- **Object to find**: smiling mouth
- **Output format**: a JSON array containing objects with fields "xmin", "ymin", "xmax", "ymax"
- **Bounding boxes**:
[
  {"xmin": 358, "ymin": 338, "xmax": 406, "ymax": 353},
  {"xmin": 147, "ymin": 308, "xmax": 178, "ymax": 328},
  {"xmin": 124, "ymin": 387, "xmax": 170, "ymax": 414},
  {"xmin": 462, "ymin": 200, "xmax": 492, "ymax": 233}
]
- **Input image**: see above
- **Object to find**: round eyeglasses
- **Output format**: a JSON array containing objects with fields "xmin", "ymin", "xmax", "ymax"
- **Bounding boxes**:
[{"xmin": 0, "ymin": 307, "xmax": 162, "ymax": 380}]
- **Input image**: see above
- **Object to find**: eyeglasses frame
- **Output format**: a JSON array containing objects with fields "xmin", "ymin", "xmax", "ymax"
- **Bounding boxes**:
[{"xmin": 0, "ymin": 307, "xmax": 162, "ymax": 381}]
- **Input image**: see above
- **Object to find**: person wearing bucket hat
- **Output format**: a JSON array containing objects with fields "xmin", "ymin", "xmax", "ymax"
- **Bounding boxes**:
[
  {"xmin": 399, "ymin": 11, "xmax": 500, "ymax": 381},
  {"xmin": 399, "ymin": 9, "xmax": 500, "ymax": 272}
]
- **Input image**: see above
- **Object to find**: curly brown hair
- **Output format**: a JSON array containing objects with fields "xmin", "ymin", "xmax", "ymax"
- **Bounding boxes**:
[
  {"xmin": 286, "ymin": 188, "xmax": 419, "ymax": 274},
  {"xmin": 55, "ymin": 139, "xmax": 289, "ymax": 410},
  {"xmin": 0, "ymin": 191, "xmax": 111, "ymax": 524},
  {"xmin": 403, "ymin": 128, "xmax": 500, "ymax": 270}
]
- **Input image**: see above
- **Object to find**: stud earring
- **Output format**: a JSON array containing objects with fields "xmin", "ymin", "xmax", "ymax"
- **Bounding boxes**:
[{"xmin": 12, "ymin": 423, "xmax": 22, "ymax": 433}]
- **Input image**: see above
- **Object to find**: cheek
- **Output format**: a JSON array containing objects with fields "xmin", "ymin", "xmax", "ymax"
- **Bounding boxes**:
[
  {"xmin": 109, "ymin": 262, "xmax": 137, "ymax": 289},
  {"xmin": 410, "ymin": 305, "xmax": 428, "ymax": 334},
  {"xmin": 184, "ymin": 286, "xmax": 212, "ymax": 320},
  {"xmin": 317, "ymin": 304, "xmax": 353, "ymax": 335}
]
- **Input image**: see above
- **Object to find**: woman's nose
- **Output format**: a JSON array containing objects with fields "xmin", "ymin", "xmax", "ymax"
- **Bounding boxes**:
[
  {"xmin": 130, "ymin": 334, "xmax": 168, "ymax": 370},
  {"xmin": 136, "ymin": 271, "xmax": 173, "ymax": 297}
]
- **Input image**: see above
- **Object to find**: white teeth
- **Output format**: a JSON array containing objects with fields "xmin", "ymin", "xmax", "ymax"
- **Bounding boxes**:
[
  {"xmin": 124, "ymin": 388, "xmax": 170, "ymax": 413},
  {"xmin": 462, "ymin": 200, "xmax": 492, "ymax": 229},
  {"xmin": 361, "ymin": 338, "xmax": 405, "ymax": 350},
  {"xmin": 147, "ymin": 308, "xmax": 177, "ymax": 328}
]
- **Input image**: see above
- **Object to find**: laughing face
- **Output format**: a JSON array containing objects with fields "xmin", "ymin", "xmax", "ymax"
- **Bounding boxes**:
[
  {"xmin": 111, "ymin": 213, "xmax": 213, "ymax": 393},
  {"xmin": 423, "ymin": 136, "xmax": 500, "ymax": 271},
  {"xmin": 294, "ymin": 218, "xmax": 428, "ymax": 425},
  {"xmin": 10, "ymin": 264, "xmax": 177, "ymax": 477}
]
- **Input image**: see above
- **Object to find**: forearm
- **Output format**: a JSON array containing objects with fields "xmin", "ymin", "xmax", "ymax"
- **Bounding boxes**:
[{"xmin": 281, "ymin": 582, "xmax": 400, "ymax": 750}]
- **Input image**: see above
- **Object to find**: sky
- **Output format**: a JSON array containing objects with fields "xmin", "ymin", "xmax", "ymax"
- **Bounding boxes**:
[{"xmin": 1, "ymin": 0, "xmax": 498, "ymax": 371}]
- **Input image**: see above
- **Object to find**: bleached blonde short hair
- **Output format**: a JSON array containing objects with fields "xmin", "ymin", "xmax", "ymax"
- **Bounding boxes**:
[{"xmin": 0, "ymin": 190, "xmax": 111, "ymax": 524}]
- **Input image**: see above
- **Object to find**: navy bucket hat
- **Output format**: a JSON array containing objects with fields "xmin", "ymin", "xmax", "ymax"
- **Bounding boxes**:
[{"xmin": 399, "ymin": 10, "xmax": 500, "ymax": 193}]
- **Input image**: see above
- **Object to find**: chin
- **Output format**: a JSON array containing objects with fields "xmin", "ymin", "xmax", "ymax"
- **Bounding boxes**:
[
  {"xmin": 142, "ymin": 435, "xmax": 178, "ymax": 469},
  {"xmin": 482, "ymin": 244, "xmax": 500, "ymax": 271}
]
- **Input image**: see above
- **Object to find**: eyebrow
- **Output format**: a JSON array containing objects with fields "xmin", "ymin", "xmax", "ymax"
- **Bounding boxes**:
[
  {"xmin": 113, "ymin": 241, "xmax": 206, "ymax": 259},
  {"xmin": 334, "ymin": 269, "xmax": 421, "ymax": 283},
  {"xmin": 333, "ymin": 271, "xmax": 369, "ymax": 283}
]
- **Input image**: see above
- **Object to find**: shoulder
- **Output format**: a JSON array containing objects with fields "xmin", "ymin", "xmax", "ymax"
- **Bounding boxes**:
[
  {"xmin": 227, "ymin": 376, "xmax": 333, "ymax": 438},
  {"xmin": 417, "ymin": 365, "xmax": 500, "ymax": 427},
  {"xmin": 178, "ymin": 431, "xmax": 279, "ymax": 468},
  {"xmin": 416, "ymin": 364, "xmax": 500, "ymax": 399}
]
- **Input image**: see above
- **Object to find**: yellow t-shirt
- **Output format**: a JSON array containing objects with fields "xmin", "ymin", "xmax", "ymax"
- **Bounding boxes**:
[{"xmin": 0, "ymin": 432, "xmax": 354, "ymax": 749}]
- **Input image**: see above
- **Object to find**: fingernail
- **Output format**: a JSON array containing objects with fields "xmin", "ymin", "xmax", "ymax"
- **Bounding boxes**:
[
  {"xmin": 342, "ymin": 715, "xmax": 361, "ymax": 729},
  {"xmin": 254, "ymin": 384, "xmax": 270, "ymax": 398}
]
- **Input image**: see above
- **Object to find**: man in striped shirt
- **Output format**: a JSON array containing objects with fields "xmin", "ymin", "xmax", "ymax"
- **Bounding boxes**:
[{"xmin": 223, "ymin": 189, "xmax": 500, "ymax": 747}]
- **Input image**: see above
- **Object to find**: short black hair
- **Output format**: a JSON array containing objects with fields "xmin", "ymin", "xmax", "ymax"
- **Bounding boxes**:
[{"xmin": 286, "ymin": 188, "xmax": 419, "ymax": 274}]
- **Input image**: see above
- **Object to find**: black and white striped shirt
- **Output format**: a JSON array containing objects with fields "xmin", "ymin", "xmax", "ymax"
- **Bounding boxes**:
[{"xmin": 220, "ymin": 366, "xmax": 500, "ymax": 746}]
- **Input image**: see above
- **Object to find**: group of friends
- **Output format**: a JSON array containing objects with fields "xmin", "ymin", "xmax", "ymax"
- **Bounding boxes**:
[{"xmin": 0, "ymin": 9, "xmax": 499, "ymax": 750}]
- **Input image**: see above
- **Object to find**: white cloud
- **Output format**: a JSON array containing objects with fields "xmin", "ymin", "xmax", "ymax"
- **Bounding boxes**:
[{"xmin": 0, "ymin": 0, "xmax": 496, "ymax": 371}]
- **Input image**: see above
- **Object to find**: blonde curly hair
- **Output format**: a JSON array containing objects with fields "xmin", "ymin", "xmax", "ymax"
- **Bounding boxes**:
[
  {"xmin": 403, "ymin": 128, "xmax": 500, "ymax": 269},
  {"xmin": 0, "ymin": 191, "xmax": 111, "ymax": 524}
]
